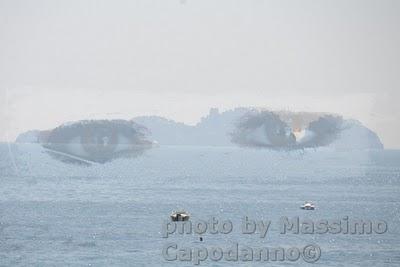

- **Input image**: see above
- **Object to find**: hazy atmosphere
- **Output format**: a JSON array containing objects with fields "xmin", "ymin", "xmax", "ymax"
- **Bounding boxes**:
[
  {"xmin": 1, "ymin": 0, "xmax": 399, "ymax": 148},
  {"xmin": 1, "ymin": 2, "xmax": 400, "ymax": 266}
]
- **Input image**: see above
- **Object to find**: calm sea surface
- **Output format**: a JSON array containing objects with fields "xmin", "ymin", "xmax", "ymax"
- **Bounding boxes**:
[{"xmin": 0, "ymin": 144, "xmax": 399, "ymax": 266}]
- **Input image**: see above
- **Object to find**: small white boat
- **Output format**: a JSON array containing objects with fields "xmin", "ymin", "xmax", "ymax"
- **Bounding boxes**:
[
  {"xmin": 300, "ymin": 202, "xmax": 315, "ymax": 210},
  {"xmin": 170, "ymin": 211, "xmax": 190, "ymax": 221}
]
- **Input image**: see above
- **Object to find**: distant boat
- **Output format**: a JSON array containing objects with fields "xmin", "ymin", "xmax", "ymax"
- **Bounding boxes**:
[
  {"xmin": 170, "ymin": 211, "xmax": 190, "ymax": 221},
  {"xmin": 300, "ymin": 201, "xmax": 315, "ymax": 210}
]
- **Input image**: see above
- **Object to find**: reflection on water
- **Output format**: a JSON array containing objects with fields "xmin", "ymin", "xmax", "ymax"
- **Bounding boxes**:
[{"xmin": 44, "ymin": 144, "xmax": 150, "ymax": 165}]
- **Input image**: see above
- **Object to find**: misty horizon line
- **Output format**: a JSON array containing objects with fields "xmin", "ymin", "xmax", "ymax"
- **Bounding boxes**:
[{"xmin": 15, "ymin": 106, "xmax": 343, "ymax": 132}]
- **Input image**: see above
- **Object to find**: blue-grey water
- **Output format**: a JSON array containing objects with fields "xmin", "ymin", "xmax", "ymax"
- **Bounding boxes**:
[{"xmin": 0, "ymin": 143, "xmax": 399, "ymax": 266}]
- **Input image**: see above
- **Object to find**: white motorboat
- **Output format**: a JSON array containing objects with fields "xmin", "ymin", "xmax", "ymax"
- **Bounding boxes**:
[{"xmin": 300, "ymin": 201, "xmax": 315, "ymax": 210}]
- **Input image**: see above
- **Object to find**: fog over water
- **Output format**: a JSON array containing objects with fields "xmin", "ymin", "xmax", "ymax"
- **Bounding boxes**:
[{"xmin": 0, "ymin": 0, "xmax": 399, "ymax": 149}]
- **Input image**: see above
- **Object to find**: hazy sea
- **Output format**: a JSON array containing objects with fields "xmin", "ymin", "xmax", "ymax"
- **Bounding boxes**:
[{"xmin": 0, "ymin": 143, "xmax": 399, "ymax": 266}]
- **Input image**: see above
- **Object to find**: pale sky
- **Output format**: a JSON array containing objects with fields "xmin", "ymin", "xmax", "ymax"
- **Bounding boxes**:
[{"xmin": 0, "ymin": 0, "xmax": 399, "ymax": 148}]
